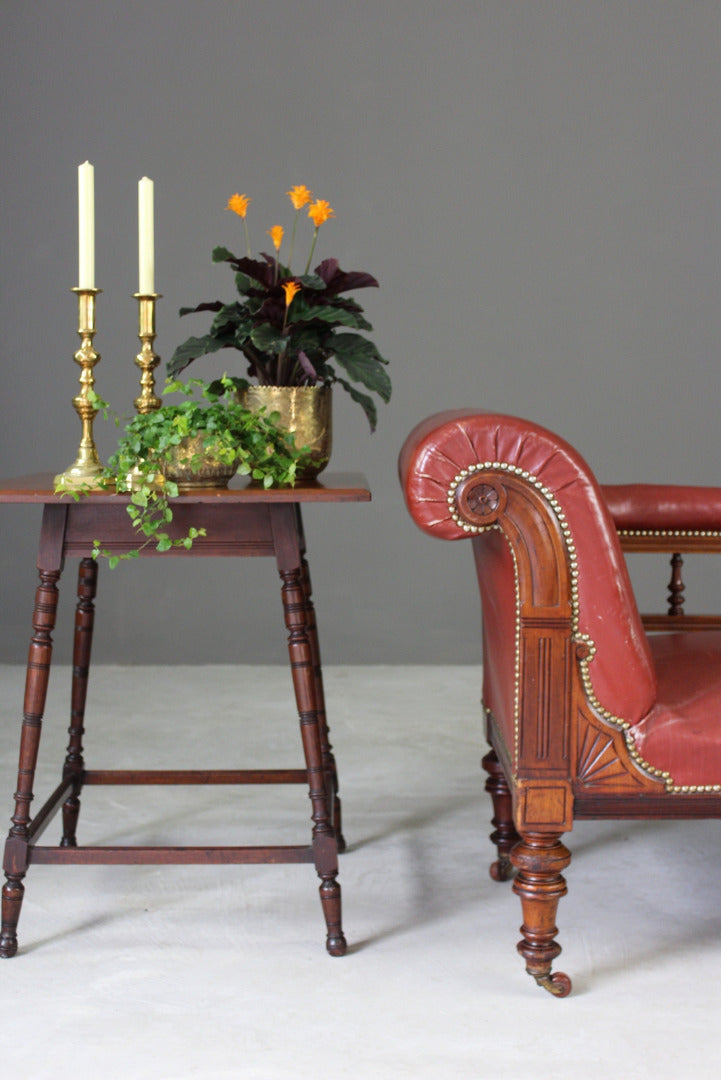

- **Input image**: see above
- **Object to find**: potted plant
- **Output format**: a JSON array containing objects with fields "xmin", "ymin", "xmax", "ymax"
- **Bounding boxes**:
[
  {"xmin": 167, "ymin": 186, "xmax": 391, "ymax": 475},
  {"xmin": 61, "ymin": 377, "xmax": 309, "ymax": 567}
]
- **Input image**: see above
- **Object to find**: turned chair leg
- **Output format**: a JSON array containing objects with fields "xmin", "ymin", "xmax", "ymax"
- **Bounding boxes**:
[
  {"xmin": 61, "ymin": 558, "xmax": 97, "ymax": 847},
  {"xmin": 511, "ymin": 832, "xmax": 572, "ymax": 997},
  {"xmin": 482, "ymin": 750, "xmax": 520, "ymax": 881}
]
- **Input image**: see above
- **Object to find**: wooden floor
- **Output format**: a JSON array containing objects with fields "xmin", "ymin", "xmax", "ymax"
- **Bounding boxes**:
[{"xmin": 0, "ymin": 664, "xmax": 719, "ymax": 1079}]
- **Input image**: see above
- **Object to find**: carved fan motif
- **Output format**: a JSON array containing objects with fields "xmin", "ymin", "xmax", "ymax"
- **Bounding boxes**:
[{"xmin": 576, "ymin": 720, "xmax": 631, "ymax": 787}]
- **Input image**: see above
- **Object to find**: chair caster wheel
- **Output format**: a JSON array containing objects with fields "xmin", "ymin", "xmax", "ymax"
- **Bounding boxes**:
[
  {"xmin": 535, "ymin": 971, "xmax": 572, "ymax": 997},
  {"xmin": 489, "ymin": 857, "xmax": 514, "ymax": 881}
]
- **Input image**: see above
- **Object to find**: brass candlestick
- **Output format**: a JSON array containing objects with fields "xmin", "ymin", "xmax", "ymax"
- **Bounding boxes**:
[
  {"xmin": 55, "ymin": 287, "xmax": 104, "ymax": 489},
  {"xmin": 133, "ymin": 293, "xmax": 162, "ymax": 413}
]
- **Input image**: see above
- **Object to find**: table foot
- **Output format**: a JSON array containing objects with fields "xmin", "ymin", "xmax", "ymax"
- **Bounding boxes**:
[
  {"xmin": 320, "ymin": 874, "xmax": 347, "ymax": 956},
  {"xmin": 0, "ymin": 874, "xmax": 24, "ymax": 958}
]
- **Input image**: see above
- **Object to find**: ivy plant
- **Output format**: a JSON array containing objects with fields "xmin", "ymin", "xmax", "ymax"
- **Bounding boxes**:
[{"xmin": 56, "ymin": 377, "xmax": 310, "ymax": 567}]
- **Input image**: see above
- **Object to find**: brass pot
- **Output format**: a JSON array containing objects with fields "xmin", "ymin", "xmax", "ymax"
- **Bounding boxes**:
[
  {"xmin": 163, "ymin": 434, "xmax": 238, "ymax": 491},
  {"xmin": 241, "ymin": 385, "xmax": 332, "ymax": 479}
]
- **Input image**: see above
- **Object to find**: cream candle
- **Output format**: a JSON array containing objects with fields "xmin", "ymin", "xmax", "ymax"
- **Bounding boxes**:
[
  {"xmin": 138, "ymin": 177, "xmax": 154, "ymax": 294},
  {"xmin": 78, "ymin": 161, "xmax": 95, "ymax": 289}
]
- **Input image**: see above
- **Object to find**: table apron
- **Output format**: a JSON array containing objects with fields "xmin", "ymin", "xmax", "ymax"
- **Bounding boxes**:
[{"xmin": 61, "ymin": 501, "xmax": 278, "ymax": 559}]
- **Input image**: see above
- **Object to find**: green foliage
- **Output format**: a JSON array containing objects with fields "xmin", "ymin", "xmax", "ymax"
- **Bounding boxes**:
[
  {"xmin": 168, "ymin": 239, "xmax": 391, "ymax": 431},
  {"xmin": 56, "ymin": 379, "xmax": 310, "ymax": 566}
]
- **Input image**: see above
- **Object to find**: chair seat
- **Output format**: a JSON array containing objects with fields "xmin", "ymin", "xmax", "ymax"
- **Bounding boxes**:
[
  {"xmin": 632, "ymin": 631, "xmax": 721, "ymax": 788},
  {"xmin": 603, "ymin": 484, "xmax": 721, "ymax": 532}
]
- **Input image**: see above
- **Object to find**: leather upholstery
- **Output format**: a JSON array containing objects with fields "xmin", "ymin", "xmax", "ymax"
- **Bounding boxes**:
[
  {"xmin": 635, "ymin": 632, "xmax": 721, "ymax": 787},
  {"xmin": 400, "ymin": 409, "xmax": 721, "ymax": 994},
  {"xmin": 400, "ymin": 411, "xmax": 721, "ymax": 789},
  {"xmin": 399, "ymin": 410, "xmax": 656, "ymax": 725},
  {"xmin": 603, "ymin": 484, "xmax": 721, "ymax": 532}
]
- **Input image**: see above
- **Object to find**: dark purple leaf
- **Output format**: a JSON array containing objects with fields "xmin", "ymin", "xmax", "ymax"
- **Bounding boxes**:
[
  {"xmin": 232, "ymin": 256, "xmax": 275, "ymax": 287},
  {"xmin": 315, "ymin": 258, "xmax": 339, "ymax": 285},
  {"xmin": 179, "ymin": 301, "xmax": 224, "ymax": 316},
  {"xmin": 255, "ymin": 295, "xmax": 286, "ymax": 327},
  {"xmin": 313, "ymin": 260, "xmax": 379, "ymax": 296}
]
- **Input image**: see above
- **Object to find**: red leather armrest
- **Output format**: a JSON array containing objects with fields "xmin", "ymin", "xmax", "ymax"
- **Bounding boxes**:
[{"xmin": 603, "ymin": 484, "xmax": 721, "ymax": 532}]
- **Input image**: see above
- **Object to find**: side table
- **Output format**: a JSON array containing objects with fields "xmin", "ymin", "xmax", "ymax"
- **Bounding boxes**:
[{"xmin": 0, "ymin": 472, "xmax": 370, "ymax": 958}]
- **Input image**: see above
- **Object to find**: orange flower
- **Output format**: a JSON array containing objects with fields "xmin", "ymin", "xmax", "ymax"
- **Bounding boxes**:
[
  {"xmin": 282, "ymin": 280, "xmax": 301, "ymax": 307},
  {"xmin": 267, "ymin": 225, "xmax": 284, "ymax": 251},
  {"xmin": 308, "ymin": 199, "xmax": 335, "ymax": 227},
  {"xmin": 286, "ymin": 185, "xmax": 313, "ymax": 210},
  {"xmin": 226, "ymin": 193, "xmax": 251, "ymax": 218}
]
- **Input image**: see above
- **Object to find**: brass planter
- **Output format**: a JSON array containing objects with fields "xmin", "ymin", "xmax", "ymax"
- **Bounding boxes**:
[
  {"xmin": 163, "ymin": 435, "xmax": 238, "ymax": 491},
  {"xmin": 241, "ymin": 385, "xmax": 332, "ymax": 479}
]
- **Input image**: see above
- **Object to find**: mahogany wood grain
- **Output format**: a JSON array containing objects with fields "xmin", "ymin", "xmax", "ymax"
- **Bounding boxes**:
[
  {"xmin": 61, "ymin": 557, "xmax": 96, "ymax": 847},
  {"xmin": 0, "ymin": 472, "xmax": 370, "ymax": 503},
  {"xmin": 83, "ymin": 769, "xmax": 308, "ymax": 785},
  {"xmin": 402, "ymin": 412, "xmax": 721, "ymax": 997},
  {"xmin": 482, "ymin": 750, "xmax": 519, "ymax": 881},
  {"xmin": 476, "ymin": 484, "xmax": 721, "ymax": 995},
  {"xmin": 29, "ymin": 846, "xmax": 314, "ymax": 866},
  {"xmin": 0, "ymin": 473, "xmax": 368, "ymax": 958},
  {"xmin": 617, "ymin": 537, "xmax": 721, "ymax": 630}
]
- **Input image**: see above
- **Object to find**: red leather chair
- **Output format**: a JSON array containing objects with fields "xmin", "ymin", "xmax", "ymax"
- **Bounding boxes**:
[{"xmin": 400, "ymin": 411, "xmax": 721, "ymax": 996}]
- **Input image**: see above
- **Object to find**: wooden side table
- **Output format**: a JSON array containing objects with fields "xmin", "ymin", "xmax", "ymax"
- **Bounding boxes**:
[{"xmin": 0, "ymin": 472, "xmax": 370, "ymax": 958}]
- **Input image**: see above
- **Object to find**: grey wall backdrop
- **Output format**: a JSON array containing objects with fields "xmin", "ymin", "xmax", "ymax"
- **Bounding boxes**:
[{"xmin": 1, "ymin": 1, "xmax": 719, "ymax": 665}]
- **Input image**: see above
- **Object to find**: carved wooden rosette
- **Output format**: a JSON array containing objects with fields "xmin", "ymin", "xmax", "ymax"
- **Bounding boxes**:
[
  {"xmin": 455, "ymin": 469, "xmax": 576, "ymax": 835},
  {"xmin": 452, "ymin": 464, "xmax": 667, "ymax": 996},
  {"xmin": 454, "ymin": 467, "xmax": 666, "ymax": 825}
]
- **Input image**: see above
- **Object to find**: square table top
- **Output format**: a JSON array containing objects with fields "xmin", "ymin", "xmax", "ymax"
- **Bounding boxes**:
[{"xmin": 0, "ymin": 472, "xmax": 371, "ymax": 506}]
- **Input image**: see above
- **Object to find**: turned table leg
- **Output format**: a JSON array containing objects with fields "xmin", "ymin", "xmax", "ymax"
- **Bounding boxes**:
[
  {"xmin": 61, "ymin": 557, "xmax": 98, "ymax": 847},
  {"xmin": 273, "ymin": 506, "xmax": 346, "ymax": 957},
  {"xmin": 1, "ymin": 566, "xmax": 62, "ymax": 957},
  {"xmin": 300, "ymin": 553, "xmax": 345, "ymax": 851}
]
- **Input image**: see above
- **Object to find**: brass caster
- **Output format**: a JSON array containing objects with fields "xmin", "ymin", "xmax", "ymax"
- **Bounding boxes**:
[
  {"xmin": 489, "ymin": 857, "xmax": 515, "ymax": 882},
  {"xmin": 534, "ymin": 971, "xmax": 572, "ymax": 998}
]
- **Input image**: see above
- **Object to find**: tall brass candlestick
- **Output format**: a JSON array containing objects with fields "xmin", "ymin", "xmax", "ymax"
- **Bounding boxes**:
[
  {"xmin": 133, "ymin": 292, "xmax": 162, "ymax": 413},
  {"xmin": 55, "ymin": 287, "xmax": 104, "ymax": 489}
]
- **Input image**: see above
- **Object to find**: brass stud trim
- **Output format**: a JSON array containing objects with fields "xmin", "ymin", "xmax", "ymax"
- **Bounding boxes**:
[
  {"xmin": 448, "ymin": 463, "xmax": 720, "ymax": 795},
  {"xmin": 618, "ymin": 528, "xmax": 721, "ymax": 539}
]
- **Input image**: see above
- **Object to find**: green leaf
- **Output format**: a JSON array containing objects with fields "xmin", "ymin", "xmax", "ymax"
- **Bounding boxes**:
[
  {"xmin": 206, "ymin": 376, "xmax": 249, "ymax": 400},
  {"xmin": 212, "ymin": 245, "xmax": 237, "ymax": 263},
  {"xmin": 250, "ymin": 324, "xmax": 289, "ymax": 355},
  {"xmin": 168, "ymin": 334, "xmax": 236, "ymax": 378},
  {"xmin": 235, "ymin": 271, "xmax": 255, "ymax": 293},
  {"xmin": 294, "ymin": 300, "xmax": 372, "ymax": 331},
  {"xmin": 296, "ymin": 272, "xmax": 326, "ymax": 291},
  {"xmin": 211, "ymin": 302, "xmax": 250, "ymax": 336},
  {"xmin": 89, "ymin": 375, "xmax": 314, "ymax": 566},
  {"xmin": 330, "ymin": 334, "xmax": 392, "ymax": 401}
]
